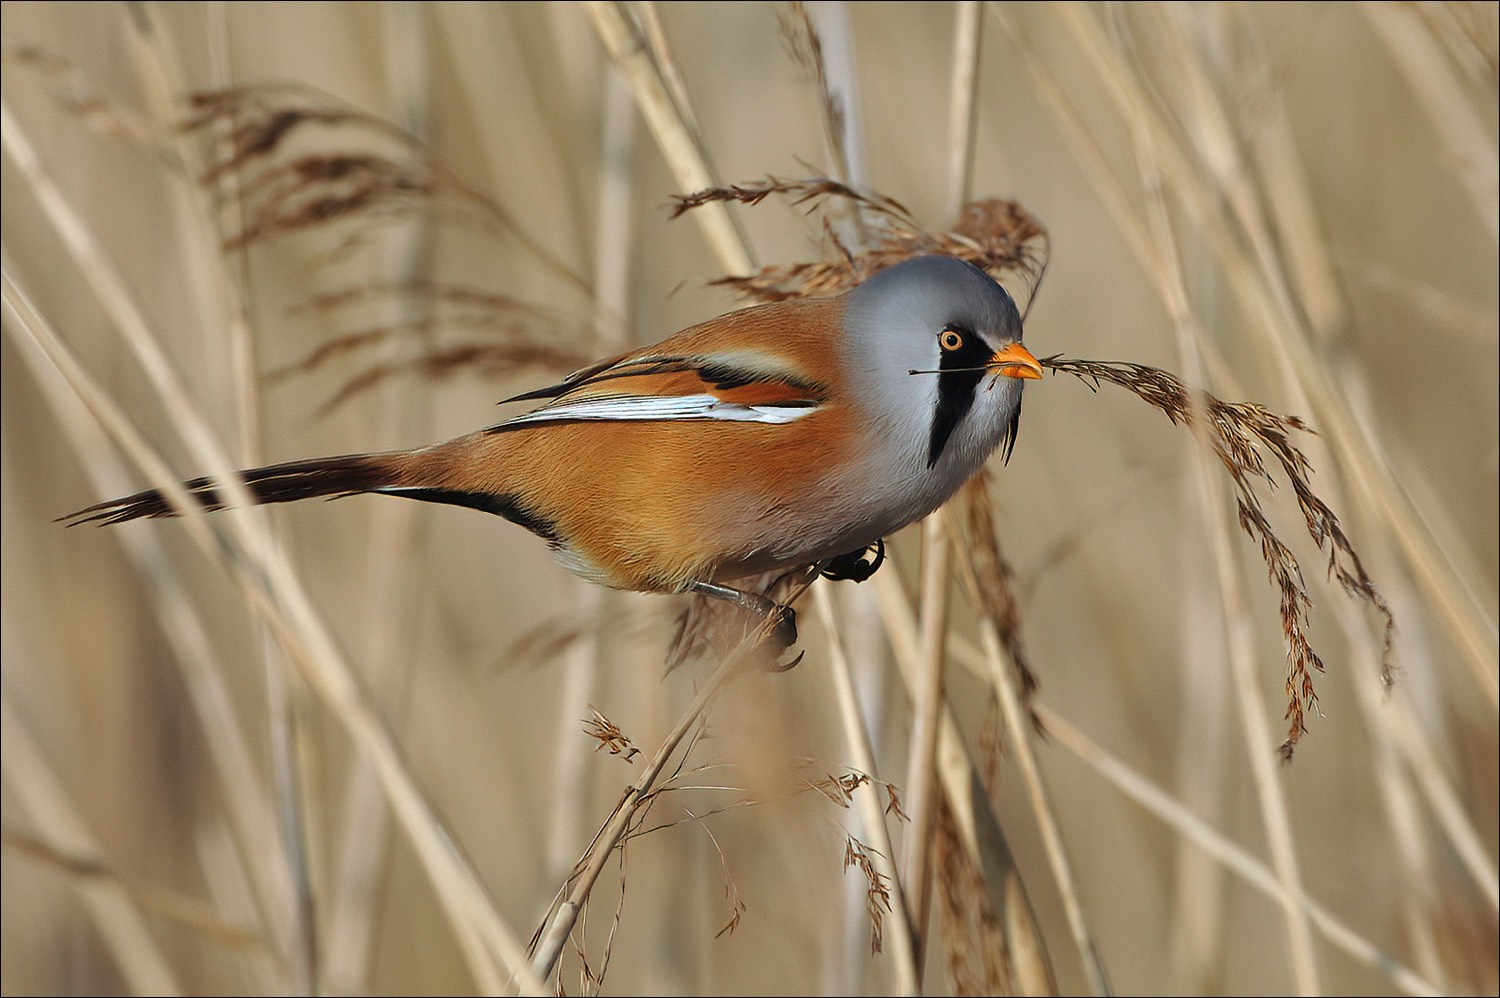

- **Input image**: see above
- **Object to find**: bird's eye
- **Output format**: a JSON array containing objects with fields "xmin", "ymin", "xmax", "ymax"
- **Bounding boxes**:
[{"xmin": 939, "ymin": 329, "xmax": 964, "ymax": 352}]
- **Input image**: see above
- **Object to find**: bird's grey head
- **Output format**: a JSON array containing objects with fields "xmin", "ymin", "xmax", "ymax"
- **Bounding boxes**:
[{"xmin": 842, "ymin": 255, "xmax": 1036, "ymax": 474}]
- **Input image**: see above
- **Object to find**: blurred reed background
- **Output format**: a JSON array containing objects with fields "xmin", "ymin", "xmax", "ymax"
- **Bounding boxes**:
[{"xmin": 2, "ymin": 2, "xmax": 1496, "ymax": 995}]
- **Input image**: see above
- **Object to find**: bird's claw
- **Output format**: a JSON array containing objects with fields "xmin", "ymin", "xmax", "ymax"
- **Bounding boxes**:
[
  {"xmin": 685, "ymin": 579, "xmax": 805, "ymax": 671},
  {"xmin": 762, "ymin": 603, "xmax": 803, "ymax": 671},
  {"xmin": 768, "ymin": 648, "xmax": 805, "ymax": 672}
]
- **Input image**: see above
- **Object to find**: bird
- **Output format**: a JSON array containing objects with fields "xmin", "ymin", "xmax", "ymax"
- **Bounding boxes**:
[{"xmin": 61, "ymin": 254, "xmax": 1043, "ymax": 651}]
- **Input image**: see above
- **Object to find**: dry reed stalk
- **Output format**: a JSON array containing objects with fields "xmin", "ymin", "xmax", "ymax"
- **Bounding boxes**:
[
  {"xmin": 181, "ymin": 17, "xmax": 327, "ymax": 986},
  {"xmin": 1379, "ymin": 678, "xmax": 1500, "ymax": 912},
  {"xmin": 953, "ymin": 471, "xmax": 1097, "ymax": 994},
  {"xmin": 869, "ymin": 558, "xmax": 1060, "ymax": 997},
  {"xmin": 527, "ymin": 571, "xmax": 819, "ymax": 983},
  {"xmin": 5, "ymin": 255, "xmax": 295, "ymax": 982},
  {"xmin": 779, "ymin": 1, "xmax": 856, "ymax": 188},
  {"xmin": 945, "ymin": 1, "xmax": 984, "ymax": 219},
  {"xmin": 318, "ymin": 9, "xmax": 437, "ymax": 989},
  {"xmin": 7, "ymin": 75, "xmax": 332, "ymax": 988},
  {"xmin": 901, "ymin": 512, "xmax": 953, "ymax": 971},
  {"xmin": 3, "ymin": 270, "xmax": 543, "ymax": 994},
  {"xmin": 0, "ymin": 140, "xmax": 542, "ymax": 993},
  {"xmin": 1132, "ymin": 106, "xmax": 1323, "ymax": 993},
  {"xmin": 585, "ymin": 0, "xmax": 754, "ymax": 276},
  {"xmin": 812, "ymin": 584, "xmax": 920, "ymax": 990},
  {"xmin": 949, "ymin": 519, "xmax": 1109, "ymax": 997},
  {"xmin": 902, "ymin": 10, "xmax": 989, "ymax": 979},
  {"xmin": 1183, "ymin": 12, "xmax": 1455, "ymax": 956},
  {"xmin": 2, "ymin": 827, "xmax": 264, "ymax": 954},
  {"xmin": 932, "ymin": 621, "xmax": 1448, "ymax": 995},
  {"xmin": 0, "ymin": 694, "xmax": 184, "ymax": 996},
  {"xmin": 958, "ymin": 473, "xmax": 1042, "ymax": 727},
  {"xmin": 1034, "ymin": 705, "xmax": 1443, "ymax": 998},
  {"xmin": 989, "ymin": 14, "xmax": 1442, "ymax": 992},
  {"xmin": 1176, "ymin": 164, "xmax": 1321, "ymax": 998},
  {"xmin": 1362, "ymin": 2, "xmax": 1499, "ymax": 244},
  {"xmin": 1343, "ymin": 631, "xmax": 1447, "ymax": 984}
]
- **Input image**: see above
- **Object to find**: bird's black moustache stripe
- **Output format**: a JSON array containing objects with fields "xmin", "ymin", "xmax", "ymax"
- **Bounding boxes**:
[{"xmin": 926, "ymin": 327, "xmax": 993, "ymax": 467}]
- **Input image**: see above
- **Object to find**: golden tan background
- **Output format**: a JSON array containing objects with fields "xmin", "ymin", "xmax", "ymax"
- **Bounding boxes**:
[{"xmin": 2, "ymin": 2, "xmax": 1496, "ymax": 994}]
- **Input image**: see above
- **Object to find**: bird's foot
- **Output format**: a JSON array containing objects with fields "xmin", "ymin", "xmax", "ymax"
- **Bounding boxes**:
[
  {"xmin": 819, "ymin": 539, "xmax": 886, "ymax": 583},
  {"xmin": 687, "ymin": 580, "xmax": 804, "ymax": 670}
]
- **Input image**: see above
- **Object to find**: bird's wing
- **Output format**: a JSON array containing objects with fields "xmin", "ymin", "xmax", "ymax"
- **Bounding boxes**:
[
  {"xmin": 491, "ymin": 298, "xmax": 841, "ymax": 430},
  {"xmin": 493, "ymin": 352, "xmax": 827, "ymax": 429}
]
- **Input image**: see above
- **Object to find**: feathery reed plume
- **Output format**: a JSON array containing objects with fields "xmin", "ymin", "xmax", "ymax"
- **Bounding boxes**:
[
  {"xmin": 583, "ymin": 706, "xmax": 640, "ymax": 763},
  {"xmin": 1040, "ymin": 356, "xmax": 1396, "ymax": 758},
  {"xmin": 843, "ymin": 834, "xmax": 895, "ymax": 954},
  {"xmin": 673, "ymin": 177, "xmax": 1049, "ymax": 304},
  {"xmin": 178, "ymin": 84, "xmax": 595, "ymax": 410},
  {"xmin": 184, "ymin": 84, "xmax": 529, "ymax": 248},
  {"xmin": 805, "ymin": 767, "xmax": 908, "ymax": 819},
  {"xmin": 932, "ymin": 798, "xmax": 1025, "ymax": 997},
  {"xmin": 959, "ymin": 471, "xmax": 1043, "ymax": 731},
  {"xmin": 268, "ymin": 282, "xmax": 591, "ymax": 412}
]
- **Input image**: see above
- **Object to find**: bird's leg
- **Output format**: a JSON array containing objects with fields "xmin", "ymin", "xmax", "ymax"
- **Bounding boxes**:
[
  {"xmin": 819, "ymin": 538, "xmax": 886, "ymax": 583},
  {"xmin": 687, "ymin": 580, "xmax": 803, "ymax": 670}
]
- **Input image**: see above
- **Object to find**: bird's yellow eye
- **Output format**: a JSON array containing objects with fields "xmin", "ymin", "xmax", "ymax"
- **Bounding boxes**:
[{"xmin": 939, "ymin": 329, "xmax": 964, "ymax": 352}]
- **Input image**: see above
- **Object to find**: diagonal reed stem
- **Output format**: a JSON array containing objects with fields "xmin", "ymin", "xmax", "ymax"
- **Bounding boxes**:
[{"xmin": 528, "ymin": 584, "xmax": 814, "ymax": 983}]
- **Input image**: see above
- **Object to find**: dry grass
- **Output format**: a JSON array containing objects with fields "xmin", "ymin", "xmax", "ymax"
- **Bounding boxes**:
[
  {"xmin": 3, "ymin": 3, "xmax": 1496, "ymax": 996},
  {"xmin": 1037, "ymin": 355, "xmax": 1396, "ymax": 757}
]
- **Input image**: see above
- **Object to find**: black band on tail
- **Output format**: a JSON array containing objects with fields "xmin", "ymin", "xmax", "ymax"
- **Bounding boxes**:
[{"xmin": 58, "ymin": 454, "xmax": 397, "ymax": 527}]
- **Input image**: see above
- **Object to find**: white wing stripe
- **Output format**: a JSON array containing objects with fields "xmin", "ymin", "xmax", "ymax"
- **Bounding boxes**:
[{"xmin": 501, "ymin": 393, "xmax": 817, "ymax": 427}]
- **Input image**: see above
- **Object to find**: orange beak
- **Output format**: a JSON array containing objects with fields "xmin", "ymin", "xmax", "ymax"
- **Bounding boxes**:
[{"xmin": 988, "ymin": 341, "xmax": 1044, "ymax": 380}]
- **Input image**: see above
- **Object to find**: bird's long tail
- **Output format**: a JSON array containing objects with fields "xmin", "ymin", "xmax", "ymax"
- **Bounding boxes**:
[{"xmin": 58, "ymin": 445, "xmax": 521, "ymax": 527}]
